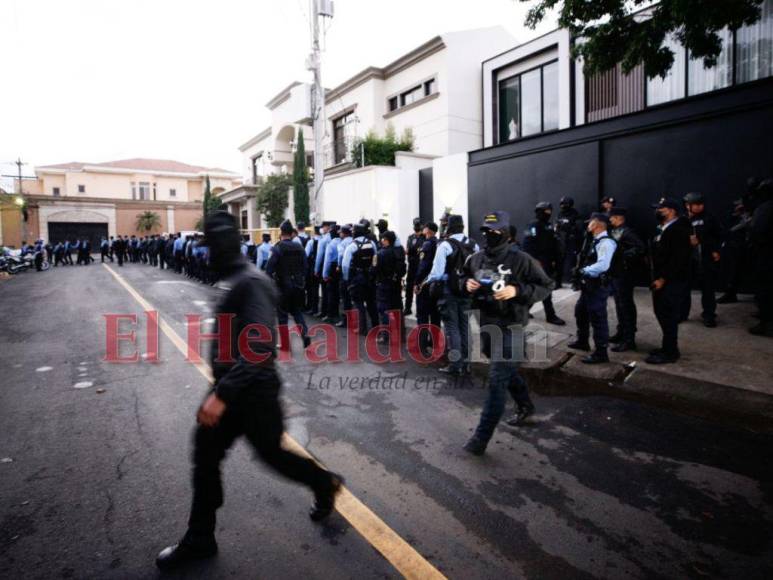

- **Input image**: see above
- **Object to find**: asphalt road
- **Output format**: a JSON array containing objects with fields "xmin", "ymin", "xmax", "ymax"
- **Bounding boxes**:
[{"xmin": 1, "ymin": 262, "xmax": 772, "ymax": 579}]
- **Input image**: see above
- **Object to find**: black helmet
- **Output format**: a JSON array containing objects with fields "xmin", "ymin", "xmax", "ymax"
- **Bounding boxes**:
[
  {"xmin": 683, "ymin": 192, "xmax": 704, "ymax": 204},
  {"xmin": 412, "ymin": 217, "xmax": 422, "ymax": 229},
  {"xmin": 559, "ymin": 196, "xmax": 574, "ymax": 207},
  {"xmin": 535, "ymin": 201, "xmax": 553, "ymax": 211},
  {"xmin": 279, "ymin": 219, "xmax": 294, "ymax": 235},
  {"xmin": 353, "ymin": 223, "xmax": 367, "ymax": 238},
  {"xmin": 381, "ymin": 231, "xmax": 396, "ymax": 245},
  {"xmin": 446, "ymin": 214, "xmax": 464, "ymax": 233}
]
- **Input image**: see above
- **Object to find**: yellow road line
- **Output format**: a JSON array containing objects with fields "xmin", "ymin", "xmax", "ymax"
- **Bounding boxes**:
[{"xmin": 102, "ymin": 264, "xmax": 446, "ymax": 580}]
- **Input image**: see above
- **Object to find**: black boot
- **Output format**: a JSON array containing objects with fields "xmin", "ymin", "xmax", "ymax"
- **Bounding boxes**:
[
  {"xmin": 716, "ymin": 293, "xmax": 738, "ymax": 304},
  {"xmin": 581, "ymin": 350, "xmax": 609, "ymax": 364},
  {"xmin": 310, "ymin": 472, "xmax": 345, "ymax": 522},
  {"xmin": 611, "ymin": 341, "xmax": 636, "ymax": 353},
  {"xmin": 546, "ymin": 315, "xmax": 566, "ymax": 326},
  {"xmin": 567, "ymin": 339, "xmax": 591, "ymax": 351},
  {"xmin": 156, "ymin": 537, "xmax": 217, "ymax": 571},
  {"xmin": 608, "ymin": 332, "xmax": 623, "ymax": 343}
]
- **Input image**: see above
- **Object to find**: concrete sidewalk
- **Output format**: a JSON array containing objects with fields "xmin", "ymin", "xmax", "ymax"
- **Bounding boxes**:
[{"xmin": 410, "ymin": 287, "xmax": 773, "ymax": 432}]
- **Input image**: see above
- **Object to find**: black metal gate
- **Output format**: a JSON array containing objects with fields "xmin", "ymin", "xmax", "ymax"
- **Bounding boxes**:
[
  {"xmin": 419, "ymin": 168, "xmax": 434, "ymax": 225},
  {"xmin": 48, "ymin": 222, "xmax": 108, "ymax": 250}
]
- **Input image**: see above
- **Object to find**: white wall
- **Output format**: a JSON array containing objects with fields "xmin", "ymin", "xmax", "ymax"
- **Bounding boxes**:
[{"xmin": 432, "ymin": 152, "xmax": 470, "ymax": 231}]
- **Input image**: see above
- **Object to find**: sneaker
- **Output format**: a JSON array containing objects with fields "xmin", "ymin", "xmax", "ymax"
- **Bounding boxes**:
[
  {"xmin": 463, "ymin": 437, "xmax": 487, "ymax": 456},
  {"xmin": 581, "ymin": 351, "xmax": 609, "ymax": 364},
  {"xmin": 506, "ymin": 403, "xmax": 535, "ymax": 427}
]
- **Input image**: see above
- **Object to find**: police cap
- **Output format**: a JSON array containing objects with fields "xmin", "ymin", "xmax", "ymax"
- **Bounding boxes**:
[{"xmin": 480, "ymin": 210, "xmax": 510, "ymax": 231}]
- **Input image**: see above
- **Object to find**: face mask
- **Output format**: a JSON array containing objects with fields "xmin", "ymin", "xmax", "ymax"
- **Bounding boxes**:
[{"xmin": 484, "ymin": 230, "xmax": 505, "ymax": 248}]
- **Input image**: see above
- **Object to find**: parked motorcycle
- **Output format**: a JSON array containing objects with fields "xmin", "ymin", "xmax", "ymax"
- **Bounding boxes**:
[{"xmin": 5, "ymin": 252, "xmax": 50, "ymax": 274}]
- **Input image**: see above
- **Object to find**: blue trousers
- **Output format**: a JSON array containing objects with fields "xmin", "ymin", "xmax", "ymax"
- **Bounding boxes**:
[
  {"xmin": 574, "ymin": 283, "xmax": 611, "ymax": 351},
  {"xmin": 473, "ymin": 326, "xmax": 531, "ymax": 443},
  {"xmin": 438, "ymin": 289, "xmax": 471, "ymax": 371}
]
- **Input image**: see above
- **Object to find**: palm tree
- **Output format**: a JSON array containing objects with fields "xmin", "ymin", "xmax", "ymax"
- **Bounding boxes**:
[{"xmin": 135, "ymin": 211, "xmax": 162, "ymax": 233}]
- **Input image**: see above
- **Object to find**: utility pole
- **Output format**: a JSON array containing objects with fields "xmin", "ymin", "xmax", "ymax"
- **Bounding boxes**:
[
  {"xmin": 2, "ymin": 158, "xmax": 36, "ymax": 244},
  {"xmin": 308, "ymin": 0, "xmax": 334, "ymax": 222}
]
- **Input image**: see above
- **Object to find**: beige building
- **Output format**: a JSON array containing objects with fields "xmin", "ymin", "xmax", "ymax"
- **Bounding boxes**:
[{"xmin": 1, "ymin": 158, "xmax": 240, "ymax": 248}]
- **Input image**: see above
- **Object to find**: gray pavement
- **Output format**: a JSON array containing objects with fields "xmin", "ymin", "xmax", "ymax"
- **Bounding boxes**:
[{"xmin": 1, "ymin": 263, "xmax": 772, "ymax": 579}]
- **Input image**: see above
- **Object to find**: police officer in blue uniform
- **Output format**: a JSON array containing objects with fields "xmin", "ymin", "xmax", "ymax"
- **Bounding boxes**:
[
  {"xmin": 567, "ymin": 213, "xmax": 617, "ymax": 364},
  {"xmin": 522, "ymin": 202, "xmax": 566, "ymax": 326},
  {"xmin": 342, "ymin": 223, "xmax": 379, "ymax": 334},
  {"xmin": 426, "ymin": 215, "xmax": 478, "ymax": 375},
  {"xmin": 335, "ymin": 224, "xmax": 354, "ymax": 328}
]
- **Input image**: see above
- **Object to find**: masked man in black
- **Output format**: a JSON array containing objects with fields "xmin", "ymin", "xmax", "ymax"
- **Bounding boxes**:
[
  {"xmin": 461, "ymin": 211, "xmax": 554, "ymax": 455},
  {"xmin": 156, "ymin": 211, "xmax": 343, "ymax": 571}
]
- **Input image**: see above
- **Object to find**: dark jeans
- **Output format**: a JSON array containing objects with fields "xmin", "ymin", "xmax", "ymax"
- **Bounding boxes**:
[
  {"xmin": 682, "ymin": 260, "xmax": 718, "ymax": 322},
  {"xmin": 653, "ymin": 280, "xmax": 688, "ymax": 357},
  {"xmin": 326, "ymin": 275, "xmax": 340, "ymax": 320},
  {"xmin": 187, "ymin": 385, "xmax": 329, "ymax": 542},
  {"xmin": 439, "ymin": 288, "xmax": 471, "ymax": 371},
  {"xmin": 611, "ymin": 276, "xmax": 637, "ymax": 342},
  {"xmin": 473, "ymin": 326, "xmax": 531, "ymax": 444},
  {"xmin": 575, "ymin": 282, "xmax": 611, "ymax": 351},
  {"xmin": 306, "ymin": 275, "xmax": 320, "ymax": 313},
  {"xmin": 349, "ymin": 273, "xmax": 379, "ymax": 333},
  {"xmin": 416, "ymin": 287, "xmax": 441, "ymax": 351},
  {"xmin": 277, "ymin": 289, "xmax": 309, "ymax": 348}
]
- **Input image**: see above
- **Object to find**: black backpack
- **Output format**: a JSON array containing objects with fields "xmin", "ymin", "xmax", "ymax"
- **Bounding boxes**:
[{"xmin": 445, "ymin": 236, "xmax": 476, "ymax": 296}]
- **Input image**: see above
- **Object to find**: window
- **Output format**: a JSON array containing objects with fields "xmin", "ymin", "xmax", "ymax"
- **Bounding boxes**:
[
  {"xmin": 424, "ymin": 78, "xmax": 436, "ymax": 96},
  {"xmin": 153, "ymin": 182, "xmax": 157, "ymax": 201},
  {"xmin": 251, "ymin": 154, "xmax": 263, "ymax": 184},
  {"xmin": 78, "ymin": 184, "xmax": 85, "ymax": 193},
  {"xmin": 52, "ymin": 187, "xmax": 60, "ymax": 196},
  {"xmin": 647, "ymin": 34, "xmax": 686, "ymax": 106},
  {"xmin": 241, "ymin": 210, "xmax": 248, "ymax": 230},
  {"xmin": 332, "ymin": 112, "xmax": 354, "ymax": 165},
  {"xmin": 138, "ymin": 182, "xmax": 150, "ymax": 201},
  {"xmin": 497, "ymin": 60, "xmax": 559, "ymax": 143},
  {"xmin": 131, "ymin": 182, "xmax": 136, "ymax": 200},
  {"xmin": 169, "ymin": 188, "xmax": 177, "ymax": 198},
  {"xmin": 688, "ymin": 28, "xmax": 733, "ymax": 96},
  {"xmin": 400, "ymin": 85, "xmax": 424, "ymax": 107},
  {"xmin": 737, "ymin": 0, "xmax": 773, "ymax": 83},
  {"xmin": 388, "ymin": 96, "xmax": 399, "ymax": 112}
]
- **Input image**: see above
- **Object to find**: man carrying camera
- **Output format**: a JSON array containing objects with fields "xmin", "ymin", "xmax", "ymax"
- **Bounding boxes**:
[{"xmin": 461, "ymin": 211, "xmax": 554, "ymax": 456}]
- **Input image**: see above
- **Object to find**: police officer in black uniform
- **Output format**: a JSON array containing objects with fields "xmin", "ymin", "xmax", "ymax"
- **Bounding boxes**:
[
  {"xmin": 266, "ymin": 219, "xmax": 312, "ymax": 351},
  {"xmin": 522, "ymin": 202, "xmax": 566, "ymax": 325},
  {"xmin": 567, "ymin": 213, "xmax": 617, "ymax": 363},
  {"xmin": 681, "ymin": 192, "xmax": 722, "ymax": 327},
  {"xmin": 414, "ymin": 222, "xmax": 441, "ymax": 356},
  {"xmin": 404, "ymin": 218, "xmax": 424, "ymax": 315},
  {"xmin": 374, "ymin": 231, "xmax": 405, "ymax": 344},
  {"xmin": 608, "ymin": 207, "xmax": 645, "ymax": 352},
  {"xmin": 647, "ymin": 197, "xmax": 693, "ymax": 364},
  {"xmin": 345, "ymin": 223, "xmax": 379, "ymax": 334},
  {"xmin": 460, "ymin": 211, "xmax": 554, "ymax": 455},
  {"xmin": 155, "ymin": 211, "xmax": 343, "ymax": 571},
  {"xmin": 717, "ymin": 198, "xmax": 750, "ymax": 304},
  {"xmin": 749, "ymin": 178, "xmax": 773, "ymax": 337},
  {"xmin": 555, "ymin": 196, "xmax": 582, "ymax": 287}
]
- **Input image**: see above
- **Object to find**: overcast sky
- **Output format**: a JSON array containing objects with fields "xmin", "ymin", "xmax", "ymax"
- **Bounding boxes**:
[{"xmin": 0, "ymin": 0, "xmax": 556, "ymax": 186}]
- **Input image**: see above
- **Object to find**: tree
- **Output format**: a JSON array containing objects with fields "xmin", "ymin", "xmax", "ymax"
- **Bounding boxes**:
[
  {"xmin": 198, "ymin": 174, "xmax": 222, "ymax": 231},
  {"xmin": 256, "ymin": 174, "xmax": 292, "ymax": 228},
  {"xmin": 293, "ymin": 129, "xmax": 310, "ymax": 225},
  {"xmin": 520, "ymin": 0, "xmax": 764, "ymax": 78},
  {"xmin": 351, "ymin": 125, "xmax": 414, "ymax": 168},
  {"xmin": 135, "ymin": 211, "xmax": 162, "ymax": 233}
]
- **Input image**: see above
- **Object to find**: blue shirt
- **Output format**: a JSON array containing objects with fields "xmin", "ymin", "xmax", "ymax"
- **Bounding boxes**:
[
  {"xmin": 322, "ymin": 238, "xmax": 341, "ymax": 278},
  {"xmin": 256, "ymin": 242, "xmax": 273, "ymax": 269},
  {"xmin": 342, "ymin": 236, "xmax": 377, "ymax": 281},
  {"xmin": 338, "ymin": 237, "xmax": 353, "ymax": 267},
  {"xmin": 314, "ymin": 232, "xmax": 331, "ymax": 275},
  {"xmin": 305, "ymin": 235, "xmax": 319, "ymax": 258},
  {"xmin": 581, "ymin": 232, "xmax": 616, "ymax": 278},
  {"xmin": 427, "ymin": 234, "xmax": 479, "ymax": 283},
  {"xmin": 173, "ymin": 237, "xmax": 184, "ymax": 252},
  {"xmin": 240, "ymin": 243, "xmax": 248, "ymax": 256}
]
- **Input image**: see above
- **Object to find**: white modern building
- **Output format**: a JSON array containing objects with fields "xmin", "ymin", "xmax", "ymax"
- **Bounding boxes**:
[{"xmin": 226, "ymin": 26, "xmax": 515, "ymax": 237}]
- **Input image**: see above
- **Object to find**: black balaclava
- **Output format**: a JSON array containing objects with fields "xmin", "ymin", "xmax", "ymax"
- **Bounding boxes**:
[{"xmin": 204, "ymin": 211, "xmax": 244, "ymax": 276}]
